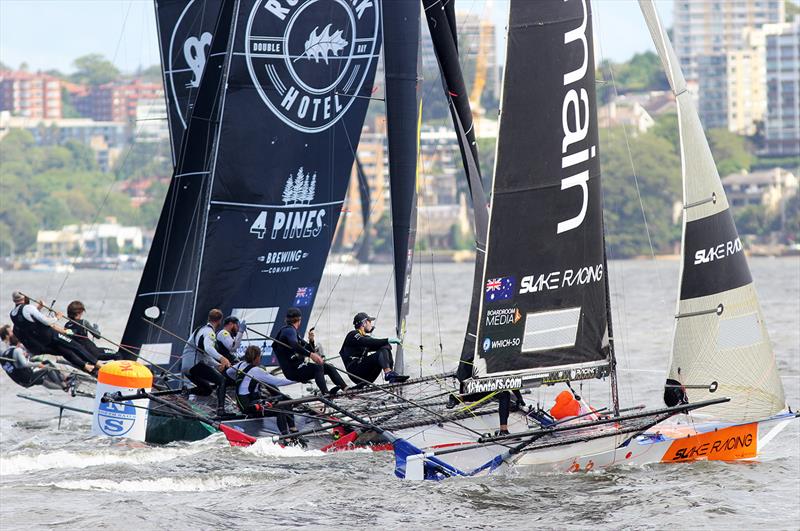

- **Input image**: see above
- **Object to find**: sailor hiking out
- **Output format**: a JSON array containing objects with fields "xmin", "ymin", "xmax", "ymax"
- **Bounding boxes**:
[
  {"xmin": 226, "ymin": 345, "xmax": 304, "ymax": 443},
  {"xmin": 181, "ymin": 308, "xmax": 231, "ymax": 415},
  {"xmin": 1, "ymin": 330, "xmax": 71, "ymax": 391},
  {"xmin": 272, "ymin": 307, "xmax": 348, "ymax": 397},
  {"xmin": 340, "ymin": 312, "xmax": 408, "ymax": 386},
  {"xmin": 9, "ymin": 291, "xmax": 96, "ymax": 374},
  {"xmin": 64, "ymin": 300, "xmax": 119, "ymax": 362}
]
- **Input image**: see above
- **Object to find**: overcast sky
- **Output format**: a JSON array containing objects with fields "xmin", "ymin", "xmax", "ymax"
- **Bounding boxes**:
[{"xmin": 0, "ymin": 0, "xmax": 673, "ymax": 74}]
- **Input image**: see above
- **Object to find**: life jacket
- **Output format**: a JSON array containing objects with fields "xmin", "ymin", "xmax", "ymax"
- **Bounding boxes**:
[
  {"xmin": 1, "ymin": 347, "xmax": 35, "ymax": 388},
  {"xmin": 9, "ymin": 304, "xmax": 52, "ymax": 355},
  {"xmin": 550, "ymin": 390, "xmax": 581, "ymax": 420},
  {"xmin": 233, "ymin": 363, "xmax": 263, "ymax": 413},
  {"xmin": 216, "ymin": 329, "xmax": 237, "ymax": 363}
]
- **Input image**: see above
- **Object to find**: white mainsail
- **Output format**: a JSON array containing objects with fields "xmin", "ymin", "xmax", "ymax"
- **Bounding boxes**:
[{"xmin": 639, "ymin": 0, "xmax": 785, "ymax": 422}]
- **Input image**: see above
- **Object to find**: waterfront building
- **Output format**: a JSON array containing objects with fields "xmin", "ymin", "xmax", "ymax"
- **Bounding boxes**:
[
  {"xmin": 765, "ymin": 16, "xmax": 800, "ymax": 156},
  {"xmin": 722, "ymin": 167, "xmax": 798, "ymax": 212},
  {"xmin": 0, "ymin": 70, "xmax": 62, "ymax": 119}
]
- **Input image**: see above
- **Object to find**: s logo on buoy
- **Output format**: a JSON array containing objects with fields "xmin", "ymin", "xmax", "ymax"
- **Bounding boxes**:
[{"xmin": 96, "ymin": 399, "xmax": 137, "ymax": 436}]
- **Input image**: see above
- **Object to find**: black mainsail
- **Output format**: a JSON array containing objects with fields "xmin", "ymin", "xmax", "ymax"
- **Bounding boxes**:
[
  {"xmin": 123, "ymin": 0, "xmax": 382, "ymax": 366},
  {"xmin": 154, "ymin": 0, "xmax": 223, "ymax": 166},
  {"xmin": 384, "ymin": 0, "xmax": 422, "ymax": 372},
  {"xmin": 463, "ymin": 0, "xmax": 611, "ymax": 391}
]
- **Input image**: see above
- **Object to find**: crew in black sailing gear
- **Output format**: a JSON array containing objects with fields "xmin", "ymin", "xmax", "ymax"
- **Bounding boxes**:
[
  {"xmin": 272, "ymin": 307, "xmax": 348, "ymax": 396},
  {"xmin": 1, "ymin": 331, "xmax": 69, "ymax": 390},
  {"xmin": 64, "ymin": 300, "xmax": 119, "ymax": 361},
  {"xmin": 180, "ymin": 308, "xmax": 231, "ymax": 415},
  {"xmin": 216, "ymin": 316, "xmax": 244, "ymax": 364},
  {"xmin": 339, "ymin": 312, "xmax": 408, "ymax": 385},
  {"xmin": 9, "ymin": 292, "xmax": 96, "ymax": 374},
  {"xmin": 225, "ymin": 345, "xmax": 301, "ymax": 440}
]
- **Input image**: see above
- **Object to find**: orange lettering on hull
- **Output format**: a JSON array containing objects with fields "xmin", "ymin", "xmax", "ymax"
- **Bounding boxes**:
[{"xmin": 662, "ymin": 423, "xmax": 758, "ymax": 462}]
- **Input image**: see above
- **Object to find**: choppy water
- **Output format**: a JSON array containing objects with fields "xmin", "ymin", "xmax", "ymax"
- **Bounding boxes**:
[{"xmin": 1, "ymin": 258, "xmax": 798, "ymax": 529}]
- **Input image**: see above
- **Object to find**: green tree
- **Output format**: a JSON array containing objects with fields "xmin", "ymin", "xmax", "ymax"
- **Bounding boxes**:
[
  {"xmin": 70, "ymin": 54, "xmax": 120, "ymax": 86},
  {"xmin": 707, "ymin": 129, "xmax": 755, "ymax": 176},
  {"xmin": 787, "ymin": 0, "xmax": 800, "ymax": 22},
  {"xmin": 734, "ymin": 204, "xmax": 778, "ymax": 236}
]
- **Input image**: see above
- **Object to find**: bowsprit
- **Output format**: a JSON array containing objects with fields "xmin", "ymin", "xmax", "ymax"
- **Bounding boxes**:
[{"xmin": 246, "ymin": 0, "xmax": 380, "ymax": 133}]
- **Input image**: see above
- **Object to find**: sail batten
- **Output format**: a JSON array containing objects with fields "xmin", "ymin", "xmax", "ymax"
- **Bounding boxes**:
[{"xmin": 639, "ymin": 0, "xmax": 785, "ymax": 422}]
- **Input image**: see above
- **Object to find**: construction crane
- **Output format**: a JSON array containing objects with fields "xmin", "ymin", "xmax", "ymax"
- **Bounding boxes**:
[{"xmin": 469, "ymin": 0, "xmax": 493, "ymax": 131}]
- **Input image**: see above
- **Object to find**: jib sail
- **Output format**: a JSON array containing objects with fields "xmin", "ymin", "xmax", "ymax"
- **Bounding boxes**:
[
  {"xmin": 640, "ymin": 0, "xmax": 785, "ymax": 422},
  {"xmin": 123, "ymin": 0, "xmax": 382, "ymax": 367},
  {"xmin": 154, "ymin": 0, "xmax": 223, "ymax": 165},
  {"xmin": 384, "ymin": 0, "xmax": 422, "ymax": 373},
  {"xmin": 422, "ymin": 0, "xmax": 489, "ymax": 381},
  {"xmin": 466, "ymin": 0, "xmax": 611, "ymax": 391}
]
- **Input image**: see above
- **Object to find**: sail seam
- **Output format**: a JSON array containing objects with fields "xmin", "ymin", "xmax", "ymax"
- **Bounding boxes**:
[{"xmin": 209, "ymin": 199, "xmax": 344, "ymax": 209}]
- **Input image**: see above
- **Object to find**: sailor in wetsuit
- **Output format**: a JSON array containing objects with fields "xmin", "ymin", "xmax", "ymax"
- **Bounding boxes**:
[
  {"xmin": 64, "ymin": 300, "xmax": 119, "ymax": 362},
  {"xmin": 225, "ymin": 345, "xmax": 301, "ymax": 439},
  {"xmin": 1, "ymin": 330, "xmax": 69, "ymax": 390},
  {"xmin": 272, "ymin": 307, "xmax": 348, "ymax": 397},
  {"xmin": 9, "ymin": 291, "xmax": 96, "ymax": 374},
  {"xmin": 216, "ymin": 316, "xmax": 245, "ymax": 364},
  {"xmin": 339, "ymin": 312, "xmax": 408, "ymax": 385},
  {"xmin": 181, "ymin": 308, "xmax": 231, "ymax": 415}
]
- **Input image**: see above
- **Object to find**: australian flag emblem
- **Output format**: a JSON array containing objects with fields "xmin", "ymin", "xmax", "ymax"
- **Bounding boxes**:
[
  {"xmin": 293, "ymin": 286, "xmax": 315, "ymax": 307},
  {"xmin": 485, "ymin": 276, "xmax": 515, "ymax": 302}
]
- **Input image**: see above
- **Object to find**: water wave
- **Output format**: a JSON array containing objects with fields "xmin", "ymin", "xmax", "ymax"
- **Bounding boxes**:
[
  {"xmin": 243, "ymin": 438, "xmax": 326, "ymax": 458},
  {"xmin": 44, "ymin": 475, "xmax": 253, "ymax": 492}
]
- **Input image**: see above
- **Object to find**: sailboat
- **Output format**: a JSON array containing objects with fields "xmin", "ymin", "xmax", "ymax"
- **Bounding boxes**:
[{"xmin": 382, "ymin": 0, "xmax": 798, "ymax": 479}]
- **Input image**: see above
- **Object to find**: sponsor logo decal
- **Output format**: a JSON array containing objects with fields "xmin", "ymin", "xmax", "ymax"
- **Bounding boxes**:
[
  {"xmin": 519, "ymin": 264, "xmax": 602, "ymax": 294},
  {"xmin": 693, "ymin": 237, "xmax": 743, "ymax": 265},
  {"xmin": 97, "ymin": 399, "xmax": 137, "ymax": 436},
  {"xmin": 662, "ymin": 423, "xmax": 757, "ymax": 462},
  {"xmin": 293, "ymin": 286, "xmax": 315, "ymax": 306},
  {"xmin": 542, "ymin": 366, "xmax": 603, "ymax": 384},
  {"xmin": 245, "ymin": 0, "xmax": 380, "ymax": 133},
  {"xmin": 249, "ymin": 167, "xmax": 328, "ymax": 242},
  {"xmin": 257, "ymin": 249, "xmax": 310, "ymax": 274},
  {"xmin": 485, "ymin": 276, "xmax": 515, "ymax": 302},
  {"xmin": 168, "ymin": 0, "xmax": 215, "ymax": 129},
  {"xmin": 485, "ymin": 307, "xmax": 522, "ymax": 327},
  {"xmin": 482, "ymin": 336, "xmax": 522, "ymax": 352},
  {"xmin": 464, "ymin": 377, "xmax": 523, "ymax": 394},
  {"xmin": 556, "ymin": 0, "xmax": 594, "ymax": 235}
]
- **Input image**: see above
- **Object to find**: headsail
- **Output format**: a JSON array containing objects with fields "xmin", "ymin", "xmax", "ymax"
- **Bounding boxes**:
[
  {"xmin": 384, "ymin": 0, "xmax": 423, "ymax": 372},
  {"xmin": 123, "ymin": 0, "xmax": 382, "ymax": 366},
  {"xmin": 464, "ymin": 0, "xmax": 611, "ymax": 392},
  {"xmin": 422, "ymin": 0, "xmax": 489, "ymax": 381},
  {"xmin": 639, "ymin": 0, "xmax": 785, "ymax": 422},
  {"xmin": 154, "ymin": 0, "xmax": 223, "ymax": 165}
]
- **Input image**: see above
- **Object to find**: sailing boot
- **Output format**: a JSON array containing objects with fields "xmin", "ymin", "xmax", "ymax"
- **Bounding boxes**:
[{"xmin": 384, "ymin": 371, "xmax": 410, "ymax": 384}]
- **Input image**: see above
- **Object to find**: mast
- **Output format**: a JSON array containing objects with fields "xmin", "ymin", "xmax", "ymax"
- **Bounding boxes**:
[
  {"xmin": 462, "ymin": 0, "xmax": 613, "ymax": 394},
  {"xmin": 422, "ymin": 0, "xmax": 489, "ymax": 381},
  {"xmin": 639, "ymin": 0, "xmax": 785, "ymax": 422},
  {"xmin": 383, "ymin": 0, "xmax": 423, "ymax": 374}
]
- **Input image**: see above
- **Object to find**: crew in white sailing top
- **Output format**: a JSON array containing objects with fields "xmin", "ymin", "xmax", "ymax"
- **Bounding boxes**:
[
  {"xmin": 181, "ymin": 308, "xmax": 231, "ymax": 416},
  {"xmin": 216, "ymin": 316, "xmax": 245, "ymax": 363},
  {"xmin": 225, "ymin": 345, "xmax": 303, "ymax": 442}
]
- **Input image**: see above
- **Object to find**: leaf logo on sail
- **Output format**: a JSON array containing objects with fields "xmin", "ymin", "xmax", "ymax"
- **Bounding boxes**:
[
  {"xmin": 296, "ymin": 24, "xmax": 348, "ymax": 64},
  {"xmin": 245, "ymin": 0, "xmax": 380, "ymax": 133}
]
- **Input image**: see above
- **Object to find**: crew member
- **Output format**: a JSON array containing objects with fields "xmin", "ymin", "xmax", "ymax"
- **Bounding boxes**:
[
  {"xmin": 216, "ymin": 316, "xmax": 244, "ymax": 364},
  {"xmin": 0, "ymin": 324, "xmax": 10, "ymax": 352},
  {"xmin": 9, "ymin": 292, "xmax": 96, "ymax": 374},
  {"xmin": 181, "ymin": 308, "xmax": 231, "ymax": 415},
  {"xmin": 64, "ymin": 301, "xmax": 119, "ymax": 361},
  {"xmin": 1, "ymin": 331, "xmax": 70, "ymax": 390},
  {"xmin": 272, "ymin": 307, "xmax": 348, "ymax": 397},
  {"xmin": 339, "ymin": 312, "xmax": 408, "ymax": 385},
  {"xmin": 226, "ymin": 345, "xmax": 301, "ymax": 441}
]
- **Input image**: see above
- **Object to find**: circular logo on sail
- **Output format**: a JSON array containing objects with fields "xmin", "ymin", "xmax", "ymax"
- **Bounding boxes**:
[
  {"xmin": 245, "ymin": 0, "xmax": 380, "ymax": 133},
  {"xmin": 168, "ymin": 0, "xmax": 216, "ymax": 129}
]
